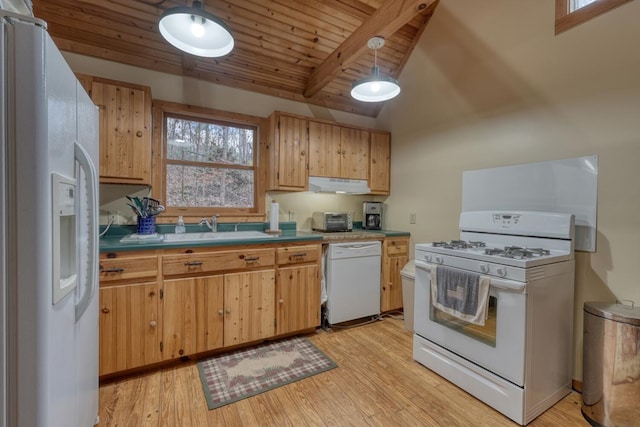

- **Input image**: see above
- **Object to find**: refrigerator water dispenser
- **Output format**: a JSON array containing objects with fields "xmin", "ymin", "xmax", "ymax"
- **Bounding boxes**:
[{"xmin": 52, "ymin": 173, "xmax": 77, "ymax": 304}]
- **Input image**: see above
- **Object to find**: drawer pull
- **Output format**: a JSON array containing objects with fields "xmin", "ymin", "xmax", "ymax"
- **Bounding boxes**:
[
  {"xmin": 244, "ymin": 256, "xmax": 260, "ymax": 262},
  {"xmin": 102, "ymin": 267, "xmax": 125, "ymax": 273},
  {"xmin": 289, "ymin": 253, "xmax": 307, "ymax": 260},
  {"xmin": 184, "ymin": 261, "xmax": 204, "ymax": 266}
]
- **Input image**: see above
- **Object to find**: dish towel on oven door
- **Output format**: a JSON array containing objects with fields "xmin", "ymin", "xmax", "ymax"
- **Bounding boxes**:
[{"xmin": 431, "ymin": 266, "xmax": 491, "ymax": 326}]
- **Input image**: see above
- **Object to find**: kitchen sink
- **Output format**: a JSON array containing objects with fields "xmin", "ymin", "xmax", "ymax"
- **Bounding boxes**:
[{"xmin": 163, "ymin": 230, "xmax": 275, "ymax": 243}]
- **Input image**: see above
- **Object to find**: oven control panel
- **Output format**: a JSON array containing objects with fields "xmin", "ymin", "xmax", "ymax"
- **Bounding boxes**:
[
  {"xmin": 460, "ymin": 210, "xmax": 574, "ymax": 239},
  {"xmin": 492, "ymin": 213, "xmax": 520, "ymax": 227}
]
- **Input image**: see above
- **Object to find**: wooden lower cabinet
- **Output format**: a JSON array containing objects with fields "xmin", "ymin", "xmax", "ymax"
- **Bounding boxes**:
[
  {"xmin": 99, "ymin": 282, "xmax": 161, "ymax": 376},
  {"xmin": 223, "ymin": 270, "xmax": 276, "ymax": 346},
  {"xmin": 99, "ymin": 243, "xmax": 322, "ymax": 376},
  {"xmin": 162, "ymin": 275, "xmax": 224, "ymax": 360},
  {"xmin": 162, "ymin": 270, "xmax": 275, "ymax": 359},
  {"xmin": 381, "ymin": 237, "xmax": 410, "ymax": 312},
  {"xmin": 276, "ymin": 264, "xmax": 320, "ymax": 335}
]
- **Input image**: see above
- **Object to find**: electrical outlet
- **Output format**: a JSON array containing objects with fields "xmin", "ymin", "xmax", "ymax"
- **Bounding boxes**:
[
  {"xmin": 289, "ymin": 210, "xmax": 296, "ymax": 222},
  {"xmin": 409, "ymin": 212, "xmax": 416, "ymax": 224}
]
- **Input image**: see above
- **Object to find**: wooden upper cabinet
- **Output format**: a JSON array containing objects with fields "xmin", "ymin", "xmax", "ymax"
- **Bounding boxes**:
[
  {"xmin": 340, "ymin": 127, "xmax": 369, "ymax": 180},
  {"xmin": 76, "ymin": 74, "xmax": 152, "ymax": 184},
  {"xmin": 369, "ymin": 131, "xmax": 391, "ymax": 195},
  {"xmin": 264, "ymin": 112, "xmax": 308, "ymax": 191},
  {"xmin": 264, "ymin": 111, "xmax": 390, "ymax": 194},
  {"xmin": 308, "ymin": 121, "xmax": 341, "ymax": 178},
  {"xmin": 308, "ymin": 120, "xmax": 369, "ymax": 180}
]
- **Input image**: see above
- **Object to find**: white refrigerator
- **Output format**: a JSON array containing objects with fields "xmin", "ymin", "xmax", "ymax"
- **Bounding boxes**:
[{"xmin": 0, "ymin": 10, "xmax": 99, "ymax": 427}]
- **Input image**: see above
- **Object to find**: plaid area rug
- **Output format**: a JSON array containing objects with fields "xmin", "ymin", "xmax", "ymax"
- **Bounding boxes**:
[{"xmin": 198, "ymin": 336, "xmax": 337, "ymax": 409}]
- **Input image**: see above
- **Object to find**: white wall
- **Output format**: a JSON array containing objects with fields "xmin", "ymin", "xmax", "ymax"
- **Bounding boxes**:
[{"xmin": 379, "ymin": 0, "xmax": 640, "ymax": 380}]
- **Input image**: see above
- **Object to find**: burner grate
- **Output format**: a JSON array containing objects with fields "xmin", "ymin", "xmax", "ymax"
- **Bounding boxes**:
[
  {"xmin": 432, "ymin": 240, "xmax": 486, "ymax": 250},
  {"xmin": 483, "ymin": 246, "xmax": 552, "ymax": 259}
]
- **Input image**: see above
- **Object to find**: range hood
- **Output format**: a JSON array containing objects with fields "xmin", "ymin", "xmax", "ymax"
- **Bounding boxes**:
[{"xmin": 308, "ymin": 176, "xmax": 371, "ymax": 194}]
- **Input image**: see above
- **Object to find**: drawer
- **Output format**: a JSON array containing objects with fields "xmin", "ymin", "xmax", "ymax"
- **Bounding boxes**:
[
  {"xmin": 163, "ymin": 248, "xmax": 275, "ymax": 276},
  {"xmin": 385, "ymin": 237, "xmax": 408, "ymax": 255},
  {"xmin": 276, "ymin": 245, "xmax": 321, "ymax": 266},
  {"xmin": 99, "ymin": 255, "xmax": 158, "ymax": 283}
]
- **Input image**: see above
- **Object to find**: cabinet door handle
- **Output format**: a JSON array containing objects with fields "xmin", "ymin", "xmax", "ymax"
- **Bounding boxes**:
[
  {"xmin": 279, "ymin": 299, "xmax": 284, "ymax": 304},
  {"xmin": 225, "ymin": 309, "xmax": 231, "ymax": 314},
  {"xmin": 101, "ymin": 307, "xmax": 110, "ymax": 314},
  {"xmin": 136, "ymin": 130, "xmax": 143, "ymax": 137},
  {"xmin": 149, "ymin": 320, "xmax": 157, "ymax": 328},
  {"xmin": 218, "ymin": 309, "xmax": 224, "ymax": 316},
  {"xmin": 102, "ymin": 267, "xmax": 124, "ymax": 273},
  {"xmin": 244, "ymin": 256, "xmax": 260, "ymax": 262},
  {"xmin": 184, "ymin": 261, "xmax": 203, "ymax": 266}
]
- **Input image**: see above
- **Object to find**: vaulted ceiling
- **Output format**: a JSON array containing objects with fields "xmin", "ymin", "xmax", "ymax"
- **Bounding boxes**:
[{"xmin": 32, "ymin": 0, "xmax": 439, "ymax": 117}]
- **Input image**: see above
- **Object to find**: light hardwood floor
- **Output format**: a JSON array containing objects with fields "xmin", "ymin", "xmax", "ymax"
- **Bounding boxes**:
[{"xmin": 98, "ymin": 317, "xmax": 590, "ymax": 426}]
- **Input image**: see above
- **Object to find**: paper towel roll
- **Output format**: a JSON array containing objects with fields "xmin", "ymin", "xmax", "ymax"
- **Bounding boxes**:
[{"xmin": 269, "ymin": 202, "xmax": 279, "ymax": 231}]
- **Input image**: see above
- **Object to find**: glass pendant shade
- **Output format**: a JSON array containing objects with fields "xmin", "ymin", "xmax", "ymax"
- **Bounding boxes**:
[
  {"xmin": 159, "ymin": 1, "xmax": 234, "ymax": 58},
  {"xmin": 350, "ymin": 66, "xmax": 401, "ymax": 102}
]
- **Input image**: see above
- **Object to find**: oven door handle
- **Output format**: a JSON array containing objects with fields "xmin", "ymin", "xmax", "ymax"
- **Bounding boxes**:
[{"xmin": 415, "ymin": 260, "xmax": 526, "ymax": 293}]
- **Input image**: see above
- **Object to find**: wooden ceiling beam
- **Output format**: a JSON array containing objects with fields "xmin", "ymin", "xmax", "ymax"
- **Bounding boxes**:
[{"xmin": 303, "ymin": 0, "xmax": 436, "ymax": 98}]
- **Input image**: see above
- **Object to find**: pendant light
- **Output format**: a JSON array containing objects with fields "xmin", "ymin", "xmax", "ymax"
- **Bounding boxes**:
[
  {"xmin": 351, "ymin": 36, "xmax": 401, "ymax": 102},
  {"xmin": 159, "ymin": 1, "xmax": 234, "ymax": 58}
]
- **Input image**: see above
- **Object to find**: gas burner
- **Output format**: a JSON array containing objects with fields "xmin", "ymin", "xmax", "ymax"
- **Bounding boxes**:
[
  {"xmin": 469, "ymin": 241, "xmax": 486, "ymax": 248},
  {"xmin": 484, "ymin": 246, "xmax": 552, "ymax": 259},
  {"xmin": 432, "ymin": 240, "xmax": 487, "ymax": 250},
  {"xmin": 485, "ymin": 248, "xmax": 504, "ymax": 256},
  {"xmin": 500, "ymin": 246, "xmax": 551, "ymax": 259}
]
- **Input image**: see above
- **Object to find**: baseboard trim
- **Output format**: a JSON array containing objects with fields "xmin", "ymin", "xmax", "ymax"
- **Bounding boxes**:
[{"xmin": 572, "ymin": 379, "xmax": 583, "ymax": 393}]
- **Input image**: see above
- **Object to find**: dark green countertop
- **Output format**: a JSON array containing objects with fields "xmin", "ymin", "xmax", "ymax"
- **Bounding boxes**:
[{"xmin": 99, "ymin": 222, "xmax": 409, "ymax": 253}]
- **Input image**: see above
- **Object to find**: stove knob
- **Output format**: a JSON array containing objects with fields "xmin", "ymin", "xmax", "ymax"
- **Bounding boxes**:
[
  {"xmin": 435, "ymin": 256, "xmax": 443, "ymax": 264},
  {"xmin": 480, "ymin": 264, "xmax": 489, "ymax": 273},
  {"xmin": 424, "ymin": 254, "xmax": 432, "ymax": 262},
  {"xmin": 496, "ymin": 267, "xmax": 507, "ymax": 277}
]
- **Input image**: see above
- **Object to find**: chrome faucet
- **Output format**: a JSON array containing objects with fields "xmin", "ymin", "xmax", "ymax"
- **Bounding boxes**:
[{"xmin": 199, "ymin": 215, "xmax": 218, "ymax": 232}]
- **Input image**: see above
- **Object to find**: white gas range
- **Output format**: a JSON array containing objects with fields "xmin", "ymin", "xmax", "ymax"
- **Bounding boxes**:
[{"xmin": 413, "ymin": 211, "xmax": 576, "ymax": 425}]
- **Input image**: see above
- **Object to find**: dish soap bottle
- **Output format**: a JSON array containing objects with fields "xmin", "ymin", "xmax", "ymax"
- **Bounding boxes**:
[{"xmin": 175, "ymin": 216, "xmax": 186, "ymax": 234}]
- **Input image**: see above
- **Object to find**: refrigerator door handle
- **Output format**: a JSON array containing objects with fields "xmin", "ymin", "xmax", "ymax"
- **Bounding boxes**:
[{"xmin": 74, "ymin": 141, "xmax": 98, "ymax": 321}]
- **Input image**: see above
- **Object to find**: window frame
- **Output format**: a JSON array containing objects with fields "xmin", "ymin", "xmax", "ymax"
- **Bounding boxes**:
[
  {"xmin": 152, "ymin": 100, "xmax": 266, "ymax": 223},
  {"xmin": 555, "ymin": 0, "xmax": 633, "ymax": 34}
]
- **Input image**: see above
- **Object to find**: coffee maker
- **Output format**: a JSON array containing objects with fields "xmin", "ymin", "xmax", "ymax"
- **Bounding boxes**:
[{"xmin": 363, "ymin": 201, "xmax": 382, "ymax": 230}]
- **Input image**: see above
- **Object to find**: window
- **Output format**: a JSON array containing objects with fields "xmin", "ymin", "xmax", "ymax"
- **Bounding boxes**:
[
  {"xmin": 555, "ymin": 0, "xmax": 634, "ymax": 34},
  {"xmin": 152, "ymin": 101, "xmax": 265, "ymax": 220}
]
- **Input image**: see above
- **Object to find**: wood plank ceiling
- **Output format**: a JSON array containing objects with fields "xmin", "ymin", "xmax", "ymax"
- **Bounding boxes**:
[{"xmin": 32, "ymin": 0, "xmax": 439, "ymax": 117}]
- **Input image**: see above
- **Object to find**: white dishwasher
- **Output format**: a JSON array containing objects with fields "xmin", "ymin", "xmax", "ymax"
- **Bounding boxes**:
[{"xmin": 326, "ymin": 241, "xmax": 382, "ymax": 324}]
